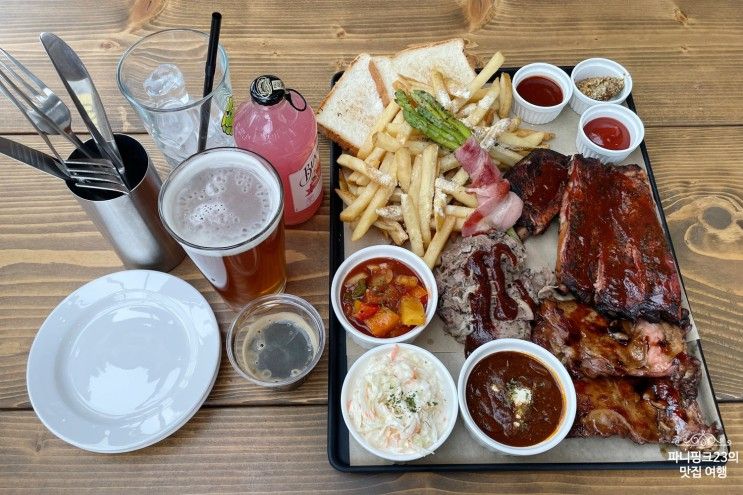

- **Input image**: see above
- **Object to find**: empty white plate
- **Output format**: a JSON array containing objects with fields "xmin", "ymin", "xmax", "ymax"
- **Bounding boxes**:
[{"xmin": 27, "ymin": 270, "xmax": 220, "ymax": 453}]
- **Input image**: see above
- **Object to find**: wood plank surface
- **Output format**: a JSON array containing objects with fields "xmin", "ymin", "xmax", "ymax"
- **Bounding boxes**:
[
  {"xmin": 0, "ymin": 133, "xmax": 331, "ymax": 410},
  {"xmin": 0, "ymin": 125, "xmax": 741, "ymax": 410},
  {"xmin": 0, "ymin": 0, "xmax": 741, "ymax": 491},
  {"xmin": 1, "ymin": 403, "xmax": 741, "ymax": 493},
  {"xmin": 0, "ymin": 0, "xmax": 741, "ymax": 133}
]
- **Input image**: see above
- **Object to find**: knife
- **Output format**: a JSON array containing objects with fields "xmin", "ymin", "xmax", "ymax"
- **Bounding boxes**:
[
  {"xmin": 39, "ymin": 32, "xmax": 128, "ymax": 188},
  {"xmin": 0, "ymin": 135, "xmax": 68, "ymax": 180}
]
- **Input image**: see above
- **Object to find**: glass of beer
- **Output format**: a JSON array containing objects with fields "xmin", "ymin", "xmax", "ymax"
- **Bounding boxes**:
[{"xmin": 158, "ymin": 148, "xmax": 286, "ymax": 310}]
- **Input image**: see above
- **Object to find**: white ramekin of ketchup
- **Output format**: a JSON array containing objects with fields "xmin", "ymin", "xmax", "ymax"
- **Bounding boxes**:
[
  {"xmin": 576, "ymin": 103, "xmax": 645, "ymax": 163},
  {"xmin": 512, "ymin": 63, "xmax": 573, "ymax": 124}
]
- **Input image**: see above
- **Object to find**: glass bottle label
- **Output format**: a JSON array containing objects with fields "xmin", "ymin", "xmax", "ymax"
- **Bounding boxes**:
[{"xmin": 289, "ymin": 141, "xmax": 321, "ymax": 213}]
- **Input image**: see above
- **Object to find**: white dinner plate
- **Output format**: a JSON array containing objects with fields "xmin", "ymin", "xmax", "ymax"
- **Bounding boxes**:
[{"xmin": 27, "ymin": 270, "xmax": 220, "ymax": 453}]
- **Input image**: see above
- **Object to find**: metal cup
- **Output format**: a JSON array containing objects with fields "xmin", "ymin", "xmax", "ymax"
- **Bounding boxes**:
[{"xmin": 67, "ymin": 134, "xmax": 185, "ymax": 271}]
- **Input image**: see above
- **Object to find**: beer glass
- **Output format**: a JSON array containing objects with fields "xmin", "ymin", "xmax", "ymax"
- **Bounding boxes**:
[{"xmin": 158, "ymin": 148, "xmax": 286, "ymax": 309}]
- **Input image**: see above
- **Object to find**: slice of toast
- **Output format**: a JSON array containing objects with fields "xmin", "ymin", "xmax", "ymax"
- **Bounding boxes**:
[
  {"xmin": 316, "ymin": 53, "xmax": 384, "ymax": 154},
  {"xmin": 369, "ymin": 55, "xmax": 398, "ymax": 106},
  {"xmin": 370, "ymin": 38, "xmax": 476, "ymax": 104}
]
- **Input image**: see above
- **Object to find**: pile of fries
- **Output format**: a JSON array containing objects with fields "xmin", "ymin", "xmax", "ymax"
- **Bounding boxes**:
[{"xmin": 336, "ymin": 52, "xmax": 555, "ymax": 269}]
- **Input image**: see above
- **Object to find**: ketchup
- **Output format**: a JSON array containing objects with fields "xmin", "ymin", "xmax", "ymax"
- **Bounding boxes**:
[
  {"xmin": 583, "ymin": 117, "xmax": 631, "ymax": 151},
  {"xmin": 516, "ymin": 76, "xmax": 563, "ymax": 107}
]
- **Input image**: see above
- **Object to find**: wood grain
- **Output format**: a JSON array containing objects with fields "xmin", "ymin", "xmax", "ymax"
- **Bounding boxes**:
[
  {"xmin": 0, "ymin": 125, "xmax": 742, "ymax": 409},
  {"xmin": 1, "ymin": 403, "xmax": 741, "ymax": 493},
  {"xmin": 0, "ymin": 133, "xmax": 330, "ymax": 409},
  {"xmin": 0, "ymin": 0, "xmax": 741, "ymax": 133},
  {"xmin": 0, "ymin": 0, "xmax": 741, "ymax": 490},
  {"xmin": 644, "ymin": 126, "xmax": 743, "ymax": 400}
]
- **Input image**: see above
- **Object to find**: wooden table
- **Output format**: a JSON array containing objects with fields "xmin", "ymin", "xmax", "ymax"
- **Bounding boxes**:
[{"xmin": 1, "ymin": 1, "xmax": 741, "ymax": 492}]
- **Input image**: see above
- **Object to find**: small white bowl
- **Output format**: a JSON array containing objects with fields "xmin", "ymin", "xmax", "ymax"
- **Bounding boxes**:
[
  {"xmin": 331, "ymin": 245, "xmax": 437, "ymax": 349},
  {"xmin": 569, "ymin": 57, "xmax": 632, "ymax": 115},
  {"xmin": 576, "ymin": 103, "xmax": 645, "ymax": 163},
  {"xmin": 458, "ymin": 339, "xmax": 577, "ymax": 456},
  {"xmin": 341, "ymin": 343, "xmax": 458, "ymax": 462},
  {"xmin": 512, "ymin": 63, "xmax": 573, "ymax": 124}
]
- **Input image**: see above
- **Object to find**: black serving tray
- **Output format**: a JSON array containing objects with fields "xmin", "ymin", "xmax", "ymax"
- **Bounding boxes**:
[{"xmin": 326, "ymin": 67, "xmax": 728, "ymax": 472}]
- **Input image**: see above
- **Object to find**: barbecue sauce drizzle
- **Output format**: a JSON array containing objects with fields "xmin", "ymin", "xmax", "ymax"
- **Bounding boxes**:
[{"xmin": 464, "ymin": 243, "xmax": 534, "ymax": 356}]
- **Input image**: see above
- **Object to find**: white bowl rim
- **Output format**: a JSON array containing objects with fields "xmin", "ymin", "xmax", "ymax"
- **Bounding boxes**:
[
  {"xmin": 457, "ymin": 338, "xmax": 577, "ymax": 456},
  {"xmin": 570, "ymin": 57, "xmax": 633, "ymax": 104},
  {"xmin": 340, "ymin": 343, "xmax": 459, "ymax": 462},
  {"xmin": 512, "ymin": 62, "xmax": 573, "ymax": 111},
  {"xmin": 330, "ymin": 245, "xmax": 437, "ymax": 346},
  {"xmin": 577, "ymin": 102, "xmax": 645, "ymax": 157}
]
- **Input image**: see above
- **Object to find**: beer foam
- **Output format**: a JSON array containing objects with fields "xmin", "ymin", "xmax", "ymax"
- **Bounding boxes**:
[{"xmin": 161, "ymin": 149, "xmax": 281, "ymax": 250}]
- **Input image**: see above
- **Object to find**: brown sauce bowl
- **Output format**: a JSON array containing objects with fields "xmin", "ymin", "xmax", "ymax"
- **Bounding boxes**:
[{"xmin": 457, "ymin": 338, "xmax": 577, "ymax": 455}]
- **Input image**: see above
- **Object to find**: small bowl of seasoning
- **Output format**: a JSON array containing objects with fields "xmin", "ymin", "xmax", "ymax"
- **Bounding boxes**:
[
  {"xmin": 227, "ymin": 293, "xmax": 325, "ymax": 391},
  {"xmin": 511, "ymin": 63, "xmax": 573, "ymax": 124},
  {"xmin": 331, "ymin": 245, "xmax": 437, "ymax": 349},
  {"xmin": 577, "ymin": 103, "xmax": 645, "ymax": 163},
  {"xmin": 457, "ymin": 338, "xmax": 576, "ymax": 456},
  {"xmin": 569, "ymin": 57, "xmax": 632, "ymax": 115}
]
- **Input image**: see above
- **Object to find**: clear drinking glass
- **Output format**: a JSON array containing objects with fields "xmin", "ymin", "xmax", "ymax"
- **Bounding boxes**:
[
  {"xmin": 158, "ymin": 148, "xmax": 287, "ymax": 310},
  {"xmin": 116, "ymin": 29, "xmax": 235, "ymax": 168}
]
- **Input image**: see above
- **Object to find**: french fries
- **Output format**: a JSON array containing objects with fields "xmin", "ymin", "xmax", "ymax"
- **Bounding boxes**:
[
  {"xmin": 498, "ymin": 73, "xmax": 513, "ymax": 118},
  {"xmin": 334, "ymin": 47, "xmax": 557, "ymax": 267},
  {"xmin": 423, "ymin": 216, "xmax": 456, "ymax": 269},
  {"xmin": 352, "ymin": 153, "xmax": 398, "ymax": 240},
  {"xmin": 401, "ymin": 193, "xmax": 424, "ymax": 256},
  {"xmin": 395, "ymin": 147, "xmax": 412, "ymax": 192},
  {"xmin": 452, "ymin": 51, "xmax": 505, "ymax": 111},
  {"xmin": 417, "ymin": 144, "xmax": 439, "ymax": 247},
  {"xmin": 464, "ymin": 79, "xmax": 501, "ymax": 127}
]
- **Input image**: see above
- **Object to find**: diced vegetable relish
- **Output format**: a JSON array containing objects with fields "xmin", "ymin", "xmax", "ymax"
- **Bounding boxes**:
[{"xmin": 341, "ymin": 257, "xmax": 428, "ymax": 338}]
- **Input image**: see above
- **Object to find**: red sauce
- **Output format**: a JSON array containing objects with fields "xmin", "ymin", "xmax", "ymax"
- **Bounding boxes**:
[
  {"xmin": 466, "ymin": 351, "xmax": 564, "ymax": 447},
  {"xmin": 583, "ymin": 117, "xmax": 631, "ymax": 151},
  {"xmin": 516, "ymin": 76, "xmax": 564, "ymax": 107},
  {"xmin": 340, "ymin": 257, "xmax": 428, "ymax": 338}
]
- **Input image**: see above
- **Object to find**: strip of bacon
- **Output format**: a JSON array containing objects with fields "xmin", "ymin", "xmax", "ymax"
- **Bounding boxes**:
[{"xmin": 454, "ymin": 137, "xmax": 522, "ymax": 236}]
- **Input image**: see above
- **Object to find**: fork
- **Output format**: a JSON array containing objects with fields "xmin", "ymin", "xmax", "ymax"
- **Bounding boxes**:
[
  {"xmin": 0, "ymin": 76, "xmax": 128, "ymax": 194},
  {"xmin": 0, "ymin": 48, "xmax": 90, "ymax": 155}
]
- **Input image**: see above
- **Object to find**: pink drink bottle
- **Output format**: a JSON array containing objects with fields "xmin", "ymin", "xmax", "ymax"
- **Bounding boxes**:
[{"xmin": 233, "ymin": 75, "xmax": 322, "ymax": 225}]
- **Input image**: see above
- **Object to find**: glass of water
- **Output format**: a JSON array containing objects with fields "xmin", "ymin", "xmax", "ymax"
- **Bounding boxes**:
[{"xmin": 117, "ymin": 29, "xmax": 235, "ymax": 168}]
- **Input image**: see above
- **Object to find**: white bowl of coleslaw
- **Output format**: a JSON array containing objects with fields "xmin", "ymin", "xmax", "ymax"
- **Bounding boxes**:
[{"xmin": 341, "ymin": 343, "xmax": 458, "ymax": 462}]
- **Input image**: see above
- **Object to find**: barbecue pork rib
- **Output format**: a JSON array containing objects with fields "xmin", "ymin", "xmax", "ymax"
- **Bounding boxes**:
[
  {"xmin": 531, "ymin": 299, "xmax": 686, "ymax": 378},
  {"xmin": 556, "ymin": 155, "xmax": 683, "ymax": 324},
  {"xmin": 571, "ymin": 360, "xmax": 719, "ymax": 450},
  {"xmin": 503, "ymin": 149, "xmax": 569, "ymax": 239}
]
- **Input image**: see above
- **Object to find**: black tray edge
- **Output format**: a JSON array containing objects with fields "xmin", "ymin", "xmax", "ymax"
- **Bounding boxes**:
[{"xmin": 326, "ymin": 68, "xmax": 729, "ymax": 473}]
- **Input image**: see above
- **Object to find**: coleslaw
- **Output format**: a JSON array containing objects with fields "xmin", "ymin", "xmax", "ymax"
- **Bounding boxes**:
[{"xmin": 346, "ymin": 344, "xmax": 449, "ymax": 455}]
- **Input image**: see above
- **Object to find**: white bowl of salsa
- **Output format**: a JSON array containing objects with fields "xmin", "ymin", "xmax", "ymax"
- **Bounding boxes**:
[
  {"xmin": 457, "ymin": 338, "xmax": 577, "ymax": 456},
  {"xmin": 331, "ymin": 245, "xmax": 437, "ymax": 349}
]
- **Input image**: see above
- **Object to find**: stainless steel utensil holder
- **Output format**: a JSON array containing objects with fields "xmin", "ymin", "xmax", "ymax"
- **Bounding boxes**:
[{"xmin": 67, "ymin": 134, "xmax": 184, "ymax": 271}]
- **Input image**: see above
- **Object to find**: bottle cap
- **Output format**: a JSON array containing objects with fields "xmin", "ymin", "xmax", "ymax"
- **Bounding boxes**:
[{"xmin": 250, "ymin": 75, "xmax": 286, "ymax": 106}]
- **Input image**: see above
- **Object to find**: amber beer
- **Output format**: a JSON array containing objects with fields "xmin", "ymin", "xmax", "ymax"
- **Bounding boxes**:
[{"xmin": 159, "ymin": 148, "xmax": 286, "ymax": 309}]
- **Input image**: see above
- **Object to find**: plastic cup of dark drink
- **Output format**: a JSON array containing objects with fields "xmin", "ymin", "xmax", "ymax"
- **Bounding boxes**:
[
  {"xmin": 226, "ymin": 294, "xmax": 325, "ymax": 390},
  {"xmin": 158, "ymin": 147, "xmax": 286, "ymax": 310}
]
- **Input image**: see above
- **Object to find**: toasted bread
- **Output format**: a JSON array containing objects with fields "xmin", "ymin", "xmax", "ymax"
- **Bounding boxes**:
[
  {"xmin": 316, "ymin": 54, "xmax": 384, "ymax": 154},
  {"xmin": 370, "ymin": 38, "xmax": 476, "ymax": 104}
]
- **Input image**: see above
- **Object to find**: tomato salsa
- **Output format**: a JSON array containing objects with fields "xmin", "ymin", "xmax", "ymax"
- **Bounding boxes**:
[
  {"xmin": 340, "ymin": 257, "xmax": 428, "ymax": 338},
  {"xmin": 466, "ymin": 351, "xmax": 564, "ymax": 447}
]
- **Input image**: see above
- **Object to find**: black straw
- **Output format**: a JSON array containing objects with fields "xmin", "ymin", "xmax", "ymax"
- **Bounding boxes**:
[{"xmin": 197, "ymin": 12, "xmax": 222, "ymax": 153}]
